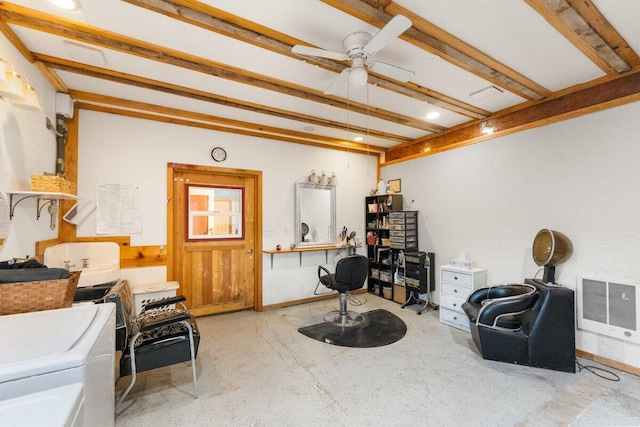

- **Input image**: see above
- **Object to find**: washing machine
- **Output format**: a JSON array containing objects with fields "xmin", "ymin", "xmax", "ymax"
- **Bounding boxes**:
[{"xmin": 0, "ymin": 303, "xmax": 116, "ymax": 426}]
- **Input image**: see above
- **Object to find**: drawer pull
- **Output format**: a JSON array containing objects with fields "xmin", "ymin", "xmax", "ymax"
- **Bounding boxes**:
[
  {"xmin": 453, "ymin": 289, "xmax": 458, "ymax": 293},
  {"xmin": 453, "ymin": 303, "xmax": 457, "ymax": 307},
  {"xmin": 454, "ymin": 276, "xmax": 458, "ymax": 280},
  {"xmin": 453, "ymin": 316, "xmax": 457, "ymax": 320}
]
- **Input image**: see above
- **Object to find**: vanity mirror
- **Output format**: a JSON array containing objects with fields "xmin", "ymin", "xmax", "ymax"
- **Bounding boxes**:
[
  {"xmin": 294, "ymin": 183, "xmax": 336, "ymax": 247},
  {"xmin": 0, "ymin": 193, "xmax": 9, "ymax": 252}
]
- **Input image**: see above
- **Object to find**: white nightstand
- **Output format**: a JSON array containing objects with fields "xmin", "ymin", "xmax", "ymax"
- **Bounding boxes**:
[{"xmin": 439, "ymin": 265, "xmax": 487, "ymax": 331}]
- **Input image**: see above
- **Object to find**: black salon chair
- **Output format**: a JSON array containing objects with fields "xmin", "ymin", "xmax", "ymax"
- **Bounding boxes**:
[
  {"xmin": 462, "ymin": 281, "xmax": 576, "ymax": 372},
  {"xmin": 104, "ymin": 280, "xmax": 200, "ymax": 405},
  {"xmin": 317, "ymin": 255, "xmax": 368, "ymax": 327},
  {"xmin": 463, "ymin": 283, "xmax": 538, "ymax": 329},
  {"xmin": 462, "ymin": 284, "xmax": 538, "ymax": 366}
]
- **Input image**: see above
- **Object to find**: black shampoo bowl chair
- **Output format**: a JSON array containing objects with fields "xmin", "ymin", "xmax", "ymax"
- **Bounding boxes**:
[
  {"xmin": 462, "ymin": 280, "xmax": 575, "ymax": 373},
  {"xmin": 317, "ymin": 255, "xmax": 368, "ymax": 327},
  {"xmin": 104, "ymin": 280, "xmax": 200, "ymax": 405}
]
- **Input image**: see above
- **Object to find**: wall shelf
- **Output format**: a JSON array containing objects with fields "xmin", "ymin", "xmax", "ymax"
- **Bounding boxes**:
[
  {"xmin": 263, "ymin": 245, "xmax": 359, "ymax": 269},
  {"xmin": 7, "ymin": 190, "xmax": 78, "ymax": 221}
]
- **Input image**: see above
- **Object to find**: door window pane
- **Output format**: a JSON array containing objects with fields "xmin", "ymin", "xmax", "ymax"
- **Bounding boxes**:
[{"xmin": 186, "ymin": 185, "xmax": 243, "ymax": 240}]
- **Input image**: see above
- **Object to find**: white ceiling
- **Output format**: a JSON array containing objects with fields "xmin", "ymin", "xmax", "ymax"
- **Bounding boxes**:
[{"xmin": 3, "ymin": 0, "xmax": 639, "ymax": 153}]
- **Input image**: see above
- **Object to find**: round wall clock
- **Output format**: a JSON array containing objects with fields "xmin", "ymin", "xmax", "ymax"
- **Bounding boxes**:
[{"xmin": 211, "ymin": 147, "xmax": 227, "ymax": 162}]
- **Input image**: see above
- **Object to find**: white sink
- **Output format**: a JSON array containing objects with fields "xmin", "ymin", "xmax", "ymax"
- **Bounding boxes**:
[
  {"xmin": 44, "ymin": 242, "xmax": 120, "ymax": 288},
  {"xmin": 73, "ymin": 266, "xmax": 120, "ymax": 287}
]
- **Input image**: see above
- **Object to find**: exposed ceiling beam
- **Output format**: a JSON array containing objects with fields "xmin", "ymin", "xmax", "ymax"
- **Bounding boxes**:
[
  {"xmin": 34, "ymin": 61, "xmax": 68, "ymax": 92},
  {"xmin": 0, "ymin": 19, "xmax": 68, "ymax": 91},
  {"xmin": 566, "ymin": 0, "xmax": 640, "ymax": 68},
  {"xmin": 323, "ymin": 0, "xmax": 550, "ymax": 101},
  {"xmin": 0, "ymin": 2, "xmax": 443, "ymax": 133},
  {"xmin": 385, "ymin": 70, "xmax": 640, "ymax": 162},
  {"xmin": 525, "ymin": 0, "xmax": 635, "ymax": 74},
  {"xmin": 0, "ymin": 18, "xmax": 31, "ymax": 60},
  {"xmin": 35, "ymin": 54, "xmax": 412, "ymax": 144},
  {"xmin": 124, "ymin": 0, "xmax": 488, "ymax": 120},
  {"xmin": 73, "ymin": 95, "xmax": 385, "ymax": 156}
]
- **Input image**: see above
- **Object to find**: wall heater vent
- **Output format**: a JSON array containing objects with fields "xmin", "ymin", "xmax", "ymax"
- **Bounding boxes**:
[{"xmin": 577, "ymin": 278, "xmax": 640, "ymax": 345}]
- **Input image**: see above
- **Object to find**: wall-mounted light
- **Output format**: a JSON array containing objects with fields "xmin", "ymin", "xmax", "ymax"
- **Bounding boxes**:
[
  {"xmin": 307, "ymin": 170, "xmax": 337, "ymax": 185},
  {"xmin": 12, "ymin": 76, "xmax": 42, "ymax": 111},
  {"xmin": 0, "ymin": 58, "xmax": 43, "ymax": 111},
  {"xmin": 0, "ymin": 60, "xmax": 24, "ymax": 99}
]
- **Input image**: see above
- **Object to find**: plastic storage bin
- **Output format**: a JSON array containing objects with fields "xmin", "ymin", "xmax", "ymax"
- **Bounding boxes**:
[{"xmin": 131, "ymin": 281, "xmax": 179, "ymax": 315}]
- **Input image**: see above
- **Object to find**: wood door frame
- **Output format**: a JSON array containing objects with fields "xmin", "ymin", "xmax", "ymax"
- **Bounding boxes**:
[{"xmin": 167, "ymin": 163, "xmax": 263, "ymax": 311}]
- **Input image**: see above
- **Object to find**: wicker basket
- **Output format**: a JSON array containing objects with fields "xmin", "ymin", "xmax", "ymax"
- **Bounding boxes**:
[
  {"xmin": 0, "ymin": 271, "xmax": 81, "ymax": 315},
  {"xmin": 30, "ymin": 175, "xmax": 77, "ymax": 195}
]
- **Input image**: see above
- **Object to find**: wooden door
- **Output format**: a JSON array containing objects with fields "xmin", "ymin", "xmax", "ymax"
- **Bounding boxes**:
[{"xmin": 168, "ymin": 163, "xmax": 262, "ymax": 316}]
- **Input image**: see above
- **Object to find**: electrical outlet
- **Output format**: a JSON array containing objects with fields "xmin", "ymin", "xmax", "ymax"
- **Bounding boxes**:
[{"xmin": 284, "ymin": 226, "xmax": 290, "ymax": 235}]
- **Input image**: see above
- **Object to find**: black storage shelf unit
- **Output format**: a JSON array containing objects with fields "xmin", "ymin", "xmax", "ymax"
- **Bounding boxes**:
[
  {"xmin": 365, "ymin": 194, "xmax": 402, "ymax": 299},
  {"xmin": 365, "ymin": 195, "xmax": 402, "ymax": 300}
]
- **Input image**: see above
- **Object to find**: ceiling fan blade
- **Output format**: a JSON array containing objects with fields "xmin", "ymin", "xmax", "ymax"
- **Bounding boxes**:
[
  {"xmin": 292, "ymin": 45, "xmax": 348, "ymax": 61},
  {"xmin": 368, "ymin": 61, "xmax": 415, "ymax": 82},
  {"xmin": 364, "ymin": 15, "xmax": 411, "ymax": 56},
  {"xmin": 324, "ymin": 69, "xmax": 350, "ymax": 94}
]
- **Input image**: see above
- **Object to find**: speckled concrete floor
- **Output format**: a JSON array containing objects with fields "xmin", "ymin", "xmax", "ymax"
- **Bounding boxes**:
[{"xmin": 114, "ymin": 296, "xmax": 640, "ymax": 427}]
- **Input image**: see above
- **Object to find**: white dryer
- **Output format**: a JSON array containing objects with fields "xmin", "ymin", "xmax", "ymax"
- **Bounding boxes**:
[{"xmin": 0, "ymin": 303, "xmax": 116, "ymax": 426}]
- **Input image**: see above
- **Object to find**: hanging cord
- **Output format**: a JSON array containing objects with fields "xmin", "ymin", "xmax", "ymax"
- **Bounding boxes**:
[
  {"xmin": 366, "ymin": 83, "xmax": 370, "ymax": 176},
  {"xmin": 575, "ymin": 358, "xmax": 620, "ymax": 381},
  {"xmin": 533, "ymin": 268, "xmax": 544, "ymax": 279},
  {"xmin": 346, "ymin": 82, "xmax": 351, "ymax": 167}
]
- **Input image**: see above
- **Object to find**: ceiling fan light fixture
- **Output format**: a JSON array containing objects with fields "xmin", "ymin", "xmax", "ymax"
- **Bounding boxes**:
[
  {"xmin": 349, "ymin": 66, "xmax": 368, "ymax": 88},
  {"xmin": 294, "ymin": 15, "xmax": 413, "ymax": 94}
]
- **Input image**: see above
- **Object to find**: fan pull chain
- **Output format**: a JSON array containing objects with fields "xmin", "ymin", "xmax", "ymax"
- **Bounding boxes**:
[
  {"xmin": 346, "ymin": 82, "xmax": 351, "ymax": 168},
  {"xmin": 366, "ymin": 84, "xmax": 371, "ymax": 176}
]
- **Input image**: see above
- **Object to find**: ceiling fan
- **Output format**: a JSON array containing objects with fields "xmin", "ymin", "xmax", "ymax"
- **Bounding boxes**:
[{"xmin": 292, "ymin": 15, "xmax": 415, "ymax": 94}]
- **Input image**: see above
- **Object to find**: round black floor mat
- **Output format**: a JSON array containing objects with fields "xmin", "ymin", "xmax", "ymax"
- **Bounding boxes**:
[{"xmin": 297, "ymin": 308, "xmax": 407, "ymax": 348}]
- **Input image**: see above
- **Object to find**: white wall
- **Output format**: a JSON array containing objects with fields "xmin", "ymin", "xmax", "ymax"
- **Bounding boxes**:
[
  {"xmin": 0, "ymin": 35, "xmax": 59, "ymax": 259},
  {"xmin": 75, "ymin": 110, "xmax": 376, "ymax": 305},
  {"xmin": 382, "ymin": 100, "xmax": 640, "ymax": 369}
]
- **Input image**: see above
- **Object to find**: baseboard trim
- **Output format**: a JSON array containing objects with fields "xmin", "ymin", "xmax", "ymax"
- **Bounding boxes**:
[{"xmin": 576, "ymin": 349, "xmax": 640, "ymax": 376}]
